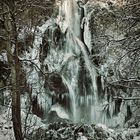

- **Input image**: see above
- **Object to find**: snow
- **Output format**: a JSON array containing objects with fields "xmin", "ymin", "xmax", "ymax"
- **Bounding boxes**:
[
  {"xmin": 134, "ymin": 136, "xmax": 140, "ymax": 140},
  {"xmin": 77, "ymin": 134, "xmax": 88, "ymax": 140},
  {"xmin": 96, "ymin": 123, "xmax": 114, "ymax": 133},
  {"xmin": 19, "ymin": 19, "xmax": 57, "ymax": 111},
  {"xmin": 21, "ymin": 111, "xmax": 46, "ymax": 133},
  {"xmin": 0, "ymin": 52, "xmax": 7, "ymax": 62},
  {"xmin": 0, "ymin": 106, "xmax": 47, "ymax": 140},
  {"xmin": 0, "ymin": 107, "xmax": 15, "ymax": 140},
  {"xmin": 0, "ymin": 105, "xmax": 140, "ymax": 140}
]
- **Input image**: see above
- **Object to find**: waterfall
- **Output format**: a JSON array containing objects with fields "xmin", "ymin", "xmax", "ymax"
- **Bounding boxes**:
[
  {"xmin": 59, "ymin": 0, "xmax": 81, "ymax": 37},
  {"xmin": 22, "ymin": 0, "xmax": 127, "ymax": 127},
  {"xmin": 57, "ymin": 0, "xmax": 99, "ymax": 123}
]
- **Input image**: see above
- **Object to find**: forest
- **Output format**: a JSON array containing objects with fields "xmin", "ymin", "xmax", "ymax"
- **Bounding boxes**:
[{"xmin": 0, "ymin": 0, "xmax": 140, "ymax": 139}]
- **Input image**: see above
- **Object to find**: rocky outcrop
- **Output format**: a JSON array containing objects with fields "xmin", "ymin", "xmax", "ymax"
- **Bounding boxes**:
[
  {"xmin": 39, "ymin": 23, "xmax": 62, "ymax": 64},
  {"xmin": 29, "ymin": 122, "xmax": 140, "ymax": 140},
  {"xmin": 44, "ymin": 73, "xmax": 68, "ymax": 94},
  {"xmin": 44, "ymin": 73, "xmax": 70, "ymax": 109}
]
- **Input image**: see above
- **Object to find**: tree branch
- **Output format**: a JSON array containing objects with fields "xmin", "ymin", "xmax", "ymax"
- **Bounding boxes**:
[
  {"xmin": 113, "ymin": 96, "xmax": 140, "ymax": 100},
  {"xmin": 19, "ymin": 59, "xmax": 45, "ymax": 76}
]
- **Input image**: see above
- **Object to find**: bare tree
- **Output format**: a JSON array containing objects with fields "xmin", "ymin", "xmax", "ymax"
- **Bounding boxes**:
[{"xmin": 0, "ymin": 0, "xmax": 55, "ymax": 139}]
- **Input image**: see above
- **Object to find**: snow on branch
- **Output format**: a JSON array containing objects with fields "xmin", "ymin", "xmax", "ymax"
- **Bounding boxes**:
[{"xmin": 113, "ymin": 96, "xmax": 140, "ymax": 100}]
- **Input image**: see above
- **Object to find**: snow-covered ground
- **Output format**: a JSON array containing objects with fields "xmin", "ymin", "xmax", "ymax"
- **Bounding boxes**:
[
  {"xmin": 0, "ymin": 106, "xmax": 140, "ymax": 140},
  {"xmin": 0, "ymin": 105, "xmax": 46, "ymax": 140}
]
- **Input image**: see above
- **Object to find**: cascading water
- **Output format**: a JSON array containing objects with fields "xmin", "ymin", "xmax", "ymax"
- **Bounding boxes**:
[
  {"xmin": 22, "ymin": 0, "xmax": 127, "ymax": 127},
  {"xmin": 57, "ymin": 0, "xmax": 99, "ymax": 123}
]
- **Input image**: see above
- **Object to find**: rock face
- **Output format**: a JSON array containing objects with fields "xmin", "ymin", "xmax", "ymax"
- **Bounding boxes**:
[
  {"xmin": 45, "ymin": 73, "xmax": 68, "ymax": 94},
  {"xmin": 85, "ymin": 0, "xmax": 140, "ymax": 123},
  {"xmin": 39, "ymin": 23, "xmax": 62, "ymax": 70},
  {"xmin": 32, "ymin": 96, "xmax": 44, "ymax": 118},
  {"xmin": 44, "ymin": 73, "xmax": 70, "ymax": 109},
  {"xmin": 47, "ymin": 110, "xmax": 63, "ymax": 123}
]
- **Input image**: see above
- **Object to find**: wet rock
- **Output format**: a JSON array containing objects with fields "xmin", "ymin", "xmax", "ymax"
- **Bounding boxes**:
[
  {"xmin": 43, "ymin": 23, "xmax": 61, "ymax": 46},
  {"xmin": 47, "ymin": 111, "xmax": 65, "ymax": 123},
  {"xmin": 39, "ymin": 23, "xmax": 62, "ymax": 64},
  {"xmin": 44, "ymin": 73, "xmax": 71, "ymax": 110},
  {"xmin": 45, "ymin": 73, "xmax": 68, "ymax": 94},
  {"xmin": 32, "ymin": 96, "xmax": 44, "ymax": 118},
  {"xmin": 39, "ymin": 41, "xmax": 49, "ymax": 63}
]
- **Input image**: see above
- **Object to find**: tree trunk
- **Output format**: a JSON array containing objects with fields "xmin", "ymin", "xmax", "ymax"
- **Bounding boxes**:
[
  {"xmin": 4, "ymin": 0, "xmax": 23, "ymax": 137},
  {"xmin": 12, "ymin": 56, "xmax": 22, "ymax": 140},
  {"xmin": 6, "ymin": 38, "xmax": 23, "ymax": 140}
]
